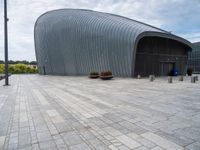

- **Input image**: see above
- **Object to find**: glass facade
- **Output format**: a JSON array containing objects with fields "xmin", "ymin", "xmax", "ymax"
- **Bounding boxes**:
[{"xmin": 188, "ymin": 42, "xmax": 200, "ymax": 73}]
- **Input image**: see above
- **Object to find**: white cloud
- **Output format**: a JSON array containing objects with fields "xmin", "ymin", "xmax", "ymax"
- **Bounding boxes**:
[
  {"xmin": 179, "ymin": 32, "xmax": 200, "ymax": 43},
  {"xmin": 0, "ymin": 0, "xmax": 200, "ymax": 61}
]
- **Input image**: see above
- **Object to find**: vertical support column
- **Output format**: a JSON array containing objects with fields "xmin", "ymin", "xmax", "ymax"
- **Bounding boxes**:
[{"xmin": 4, "ymin": 0, "xmax": 9, "ymax": 85}]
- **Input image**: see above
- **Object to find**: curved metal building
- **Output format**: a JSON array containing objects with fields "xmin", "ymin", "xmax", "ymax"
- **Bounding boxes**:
[{"xmin": 34, "ymin": 9, "xmax": 192, "ymax": 77}]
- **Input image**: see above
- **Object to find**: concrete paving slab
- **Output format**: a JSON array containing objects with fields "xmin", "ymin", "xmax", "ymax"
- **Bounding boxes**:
[{"xmin": 0, "ymin": 74, "xmax": 200, "ymax": 150}]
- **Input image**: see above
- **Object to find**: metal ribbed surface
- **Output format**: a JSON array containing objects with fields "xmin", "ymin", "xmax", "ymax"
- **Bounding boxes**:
[
  {"xmin": 34, "ymin": 9, "xmax": 191, "ymax": 77},
  {"xmin": 188, "ymin": 42, "xmax": 200, "ymax": 73}
]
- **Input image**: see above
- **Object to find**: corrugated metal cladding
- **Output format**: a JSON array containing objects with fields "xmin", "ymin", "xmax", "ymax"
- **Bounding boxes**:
[
  {"xmin": 188, "ymin": 42, "xmax": 200, "ymax": 73},
  {"xmin": 34, "ymin": 9, "xmax": 192, "ymax": 77}
]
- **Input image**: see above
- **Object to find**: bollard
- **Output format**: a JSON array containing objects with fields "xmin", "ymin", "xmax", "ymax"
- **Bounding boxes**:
[
  {"xmin": 149, "ymin": 75, "xmax": 155, "ymax": 82},
  {"xmin": 195, "ymin": 76, "xmax": 198, "ymax": 81},
  {"xmin": 191, "ymin": 76, "xmax": 196, "ymax": 83},
  {"xmin": 168, "ymin": 76, "xmax": 172, "ymax": 83},
  {"xmin": 137, "ymin": 75, "xmax": 141, "ymax": 79},
  {"xmin": 153, "ymin": 75, "xmax": 155, "ymax": 80},
  {"xmin": 179, "ymin": 75, "xmax": 183, "ymax": 81}
]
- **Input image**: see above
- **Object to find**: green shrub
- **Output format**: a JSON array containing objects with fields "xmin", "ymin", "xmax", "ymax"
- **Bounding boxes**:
[
  {"xmin": 8, "ymin": 65, "xmax": 15, "ymax": 73},
  {"xmin": 0, "ymin": 64, "xmax": 38, "ymax": 74},
  {"xmin": 90, "ymin": 71, "xmax": 99, "ymax": 76},
  {"xmin": 14, "ymin": 64, "xmax": 26, "ymax": 73},
  {"xmin": 0, "ymin": 64, "xmax": 4, "ymax": 74}
]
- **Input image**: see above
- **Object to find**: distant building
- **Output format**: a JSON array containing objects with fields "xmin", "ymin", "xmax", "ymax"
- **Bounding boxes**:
[
  {"xmin": 34, "ymin": 9, "xmax": 192, "ymax": 77},
  {"xmin": 188, "ymin": 42, "xmax": 200, "ymax": 73}
]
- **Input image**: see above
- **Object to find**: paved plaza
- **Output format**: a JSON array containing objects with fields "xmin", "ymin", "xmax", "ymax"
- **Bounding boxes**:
[{"xmin": 0, "ymin": 75, "xmax": 200, "ymax": 150}]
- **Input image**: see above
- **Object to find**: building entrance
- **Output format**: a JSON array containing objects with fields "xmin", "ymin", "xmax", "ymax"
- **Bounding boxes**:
[
  {"xmin": 160, "ymin": 62, "xmax": 175, "ymax": 76},
  {"xmin": 134, "ymin": 36, "xmax": 188, "ymax": 77}
]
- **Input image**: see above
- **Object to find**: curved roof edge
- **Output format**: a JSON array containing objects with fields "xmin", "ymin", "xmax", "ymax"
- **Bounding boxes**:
[
  {"xmin": 34, "ymin": 8, "xmax": 168, "ymax": 33},
  {"xmin": 136, "ymin": 31, "xmax": 192, "ymax": 51},
  {"xmin": 34, "ymin": 8, "xmax": 192, "ymax": 50}
]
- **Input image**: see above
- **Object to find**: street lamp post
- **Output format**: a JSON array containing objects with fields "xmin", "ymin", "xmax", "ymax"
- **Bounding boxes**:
[{"xmin": 4, "ymin": 0, "xmax": 9, "ymax": 85}]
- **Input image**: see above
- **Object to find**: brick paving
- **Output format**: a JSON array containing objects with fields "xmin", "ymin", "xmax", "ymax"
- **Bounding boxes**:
[{"xmin": 0, "ymin": 75, "xmax": 200, "ymax": 150}]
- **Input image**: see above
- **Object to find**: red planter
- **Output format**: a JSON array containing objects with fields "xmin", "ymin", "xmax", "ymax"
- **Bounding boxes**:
[{"xmin": 100, "ymin": 75, "xmax": 113, "ymax": 80}]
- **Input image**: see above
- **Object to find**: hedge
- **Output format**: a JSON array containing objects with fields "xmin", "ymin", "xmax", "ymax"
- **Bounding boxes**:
[{"xmin": 0, "ymin": 64, "xmax": 38, "ymax": 74}]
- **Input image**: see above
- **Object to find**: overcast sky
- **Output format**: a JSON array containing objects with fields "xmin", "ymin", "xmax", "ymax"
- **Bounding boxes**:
[{"xmin": 0, "ymin": 0, "xmax": 200, "ymax": 61}]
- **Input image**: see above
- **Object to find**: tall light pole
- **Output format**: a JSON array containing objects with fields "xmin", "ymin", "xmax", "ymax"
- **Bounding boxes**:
[{"xmin": 4, "ymin": 0, "xmax": 9, "ymax": 85}]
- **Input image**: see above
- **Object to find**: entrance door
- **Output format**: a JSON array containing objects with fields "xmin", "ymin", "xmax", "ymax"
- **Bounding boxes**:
[{"xmin": 160, "ymin": 63, "xmax": 174, "ymax": 76}]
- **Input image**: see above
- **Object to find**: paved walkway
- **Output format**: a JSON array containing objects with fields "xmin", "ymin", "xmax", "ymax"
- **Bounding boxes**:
[{"xmin": 0, "ymin": 75, "xmax": 200, "ymax": 150}]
